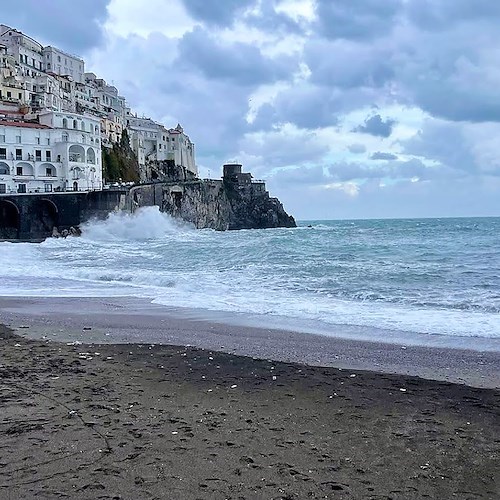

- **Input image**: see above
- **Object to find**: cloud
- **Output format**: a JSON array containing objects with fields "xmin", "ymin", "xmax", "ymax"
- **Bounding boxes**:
[
  {"xmin": 348, "ymin": 144, "xmax": 367, "ymax": 154},
  {"xmin": 305, "ymin": 39, "xmax": 394, "ymax": 89},
  {"xmin": 370, "ymin": 152, "xmax": 398, "ymax": 160},
  {"xmin": 176, "ymin": 27, "xmax": 296, "ymax": 86},
  {"xmin": 353, "ymin": 114, "xmax": 396, "ymax": 137},
  {"xmin": 315, "ymin": 0, "xmax": 403, "ymax": 41},
  {"xmin": 1, "ymin": 0, "xmax": 110, "ymax": 54},
  {"xmin": 180, "ymin": 0, "xmax": 255, "ymax": 27}
]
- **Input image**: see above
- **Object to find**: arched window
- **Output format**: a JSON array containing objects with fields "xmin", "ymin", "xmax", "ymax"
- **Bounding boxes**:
[
  {"xmin": 81, "ymin": 121, "xmax": 85, "ymax": 131},
  {"xmin": 62, "ymin": 118, "xmax": 67, "ymax": 128},
  {"xmin": 0, "ymin": 162, "xmax": 9, "ymax": 175},
  {"xmin": 94, "ymin": 125, "xmax": 99, "ymax": 134},
  {"xmin": 69, "ymin": 145, "xmax": 85, "ymax": 163},
  {"xmin": 87, "ymin": 148, "xmax": 96, "ymax": 164},
  {"xmin": 62, "ymin": 132, "xmax": 68, "ymax": 142}
]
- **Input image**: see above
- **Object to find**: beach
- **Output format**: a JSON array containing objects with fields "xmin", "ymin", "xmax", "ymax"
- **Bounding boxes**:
[{"xmin": 1, "ymin": 298, "xmax": 499, "ymax": 499}]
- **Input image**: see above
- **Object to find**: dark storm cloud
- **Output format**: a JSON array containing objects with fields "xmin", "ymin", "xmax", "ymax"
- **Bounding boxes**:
[
  {"xmin": 1, "ymin": 0, "xmax": 110, "ymax": 53},
  {"xmin": 315, "ymin": 0, "xmax": 403, "ymax": 41},
  {"xmin": 252, "ymin": 85, "xmax": 379, "ymax": 131},
  {"xmin": 252, "ymin": 87, "xmax": 341, "ymax": 130},
  {"xmin": 180, "ymin": 0, "xmax": 255, "ymax": 27},
  {"xmin": 176, "ymin": 27, "xmax": 296, "ymax": 86},
  {"xmin": 353, "ymin": 115, "xmax": 396, "ymax": 137},
  {"xmin": 370, "ymin": 152, "xmax": 398, "ymax": 161},
  {"xmin": 305, "ymin": 40, "xmax": 394, "ymax": 89}
]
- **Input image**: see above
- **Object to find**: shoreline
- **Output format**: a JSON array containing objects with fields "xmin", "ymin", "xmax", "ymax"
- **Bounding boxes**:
[
  {"xmin": 1, "ymin": 296, "xmax": 500, "ymax": 389},
  {"xmin": 1, "ymin": 322, "xmax": 499, "ymax": 499}
]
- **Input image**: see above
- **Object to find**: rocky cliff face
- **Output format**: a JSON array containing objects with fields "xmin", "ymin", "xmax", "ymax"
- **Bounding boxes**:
[
  {"xmin": 160, "ymin": 179, "xmax": 295, "ymax": 230},
  {"xmin": 132, "ymin": 162, "xmax": 296, "ymax": 230}
]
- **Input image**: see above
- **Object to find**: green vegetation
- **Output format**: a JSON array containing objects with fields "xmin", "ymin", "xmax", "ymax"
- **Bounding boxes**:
[{"xmin": 102, "ymin": 129, "xmax": 140, "ymax": 182}]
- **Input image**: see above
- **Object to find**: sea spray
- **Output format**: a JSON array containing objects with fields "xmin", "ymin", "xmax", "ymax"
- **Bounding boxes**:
[{"xmin": 81, "ymin": 206, "xmax": 195, "ymax": 242}]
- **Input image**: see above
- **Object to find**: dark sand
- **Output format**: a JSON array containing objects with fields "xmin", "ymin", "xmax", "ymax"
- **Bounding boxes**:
[{"xmin": 1, "ymin": 317, "xmax": 500, "ymax": 499}]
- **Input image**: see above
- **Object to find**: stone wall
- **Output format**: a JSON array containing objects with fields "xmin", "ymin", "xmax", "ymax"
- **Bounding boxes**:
[{"xmin": 0, "ymin": 190, "xmax": 127, "ymax": 241}]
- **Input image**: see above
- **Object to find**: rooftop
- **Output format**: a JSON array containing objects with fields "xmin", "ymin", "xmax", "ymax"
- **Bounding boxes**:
[{"xmin": 0, "ymin": 120, "xmax": 51, "ymax": 129}]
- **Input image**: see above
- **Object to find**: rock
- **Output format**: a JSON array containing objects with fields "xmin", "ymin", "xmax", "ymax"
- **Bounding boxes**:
[{"xmin": 149, "ymin": 163, "xmax": 296, "ymax": 230}]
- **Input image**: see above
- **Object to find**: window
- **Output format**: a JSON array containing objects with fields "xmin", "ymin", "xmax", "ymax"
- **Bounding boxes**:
[
  {"xmin": 0, "ymin": 148, "xmax": 6, "ymax": 159},
  {"xmin": 16, "ymin": 135, "xmax": 21, "ymax": 144},
  {"xmin": 46, "ymin": 138, "xmax": 50, "ymax": 145},
  {"xmin": 45, "ymin": 183, "xmax": 52, "ymax": 192},
  {"xmin": 46, "ymin": 167, "xmax": 53, "ymax": 176},
  {"xmin": 0, "ymin": 135, "xmax": 4, "ymax": 143},
  {"xmin": 17, "ymin": 183, "xmax": 26, "ymax": 193},
  {"xmin": 0, "ymin": 184, "xmax": 5, "ymax": 194},
  {"xmin": 62, "ymin": 133, "xmax": 68, "ymax": 142},
  {"xmin": 35, "ymin": 150, "xmax": 41, "ymax": 161},
  {"xmin": 18, "ymin": 93, "xmax": 22, "ymax": 100},
  {"xmin": 73, "ymin": 119, "xmax": 77, "ymax": 129},
  {"xmin": 7, "ymin": 91, "xmax": 11, "ymax": 98},
  {"xmin": 36, "ymin": 137, "xmax": 40, "ymax": 144},
  {"xmin": 45, "ymin": 151, "xmax": 51, "ymax": 161},
  {"xmin": 16, "ymin": 166, "xmax": 23, "ymax": 175},
  {"xmin": 15, "ymin": 149, "xmax": 22, "ymax": 160},
  {"xmin": 62, "ymin": 118, "xmax": 67, "ymax": 128}
]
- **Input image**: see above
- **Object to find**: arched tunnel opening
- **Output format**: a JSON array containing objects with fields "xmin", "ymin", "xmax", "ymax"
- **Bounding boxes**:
[
  {"xmin": 0, "ymin": 200, "xmax": 20, "ymax": 239},
  {"xmin": 36, "ymin": 199, "xmax": 59, "ymax": 235}
]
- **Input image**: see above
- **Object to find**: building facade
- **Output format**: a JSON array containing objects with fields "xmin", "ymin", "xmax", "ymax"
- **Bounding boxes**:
[{"xmin": 0, "ymin": 111, "xmax": 102, "ymax": 194}]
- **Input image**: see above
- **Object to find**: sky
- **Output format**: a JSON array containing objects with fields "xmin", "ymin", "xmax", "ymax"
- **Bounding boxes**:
[{"xmin": 3, "ymin": 0, "xmax": 500, "ymax": 219}]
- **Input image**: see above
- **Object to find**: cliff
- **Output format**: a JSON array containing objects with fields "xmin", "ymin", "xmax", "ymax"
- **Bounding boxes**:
[{"xmin": 131, "ymin": 162, "xmax": 296, "ymax": 230}]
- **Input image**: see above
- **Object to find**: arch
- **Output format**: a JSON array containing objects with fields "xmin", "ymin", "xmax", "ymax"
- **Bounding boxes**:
[
  {"xmin": 73, "ymin": 181, "xmax": 79, "ymax": 191},
  {"xmin": 69, "ymin": 145, "xmax": 85, "ymax": 162},
  {"xmin": 35, "ymin": 198, "xmax": 58, "ymax": 235},
  {"xmin": 16, "ymin": 162, "xmax": 34, "ymax": 176},
  {"xmin": 72, "ymin": 166, "xmax": 83, "ymax": 180},
  {"xmin": 62, "ymin": 118, "xmax": 68, "ymax": 128},
  {"xmin": 0, "ymin": 161, "xmax": 9, "ymax": 175},
  {"xmin": 39, "ymin": 162, "xmax": 56, "ymax": 177},
  {"xmin": 87, "ymin": 147, "xmax": 96, "ymax": 164},
  {"xmin": 0, "ymin": 199, "xmax": 20, "ymax": 239}
]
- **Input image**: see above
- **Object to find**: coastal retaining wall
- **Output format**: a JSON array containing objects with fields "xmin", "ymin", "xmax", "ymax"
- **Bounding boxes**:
[{"xmin": 0, "ymin": 190, "xmax": 127, "ymax": 241}]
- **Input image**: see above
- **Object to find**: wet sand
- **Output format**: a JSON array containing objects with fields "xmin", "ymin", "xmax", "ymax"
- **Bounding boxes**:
[{"xmin": 0, "ymin": 298, "xmax": 500, "ymax": 499}]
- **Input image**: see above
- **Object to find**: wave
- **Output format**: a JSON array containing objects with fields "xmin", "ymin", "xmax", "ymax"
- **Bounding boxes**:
[{"xmin": 81, "ymin": 206, "xmax": 195, "ymax": 242}]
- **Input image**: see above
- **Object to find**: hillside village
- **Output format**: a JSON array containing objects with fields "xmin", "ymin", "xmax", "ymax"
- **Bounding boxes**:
[{"xmin": 0, "ymin": 24, "xmax": 197, "ymax": 195}]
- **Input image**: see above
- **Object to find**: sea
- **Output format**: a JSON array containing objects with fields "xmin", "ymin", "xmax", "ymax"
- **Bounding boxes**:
[{"xmin": 1, "ymin": 207, "xmax": 499, "ymax": 348}]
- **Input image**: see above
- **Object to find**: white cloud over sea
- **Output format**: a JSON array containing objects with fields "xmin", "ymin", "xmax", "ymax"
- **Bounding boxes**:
[{"xmin": 3, "ymin": 0, "xmax": 500, "ymax": 218}]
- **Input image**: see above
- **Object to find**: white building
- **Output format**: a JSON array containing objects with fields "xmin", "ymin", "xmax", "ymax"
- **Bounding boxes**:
[
  {"xmin": 127, "ymin": 116, "xmax": 197, "ymax": 179},
  {"xmin": 0, "ymin": 111, "xmax": 102, "ymax": 194},
  {"xmin": 0, "ymin": 25, "xmax": 44, "ymax": 81},
  {"xmin": 42, "ymin": 46, "xmax": 84, "ymax": 83}
]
